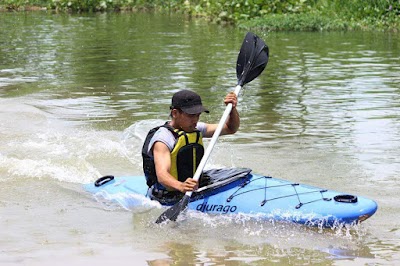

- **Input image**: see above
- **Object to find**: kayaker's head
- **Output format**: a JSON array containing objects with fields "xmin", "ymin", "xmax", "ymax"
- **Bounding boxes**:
[{"xmin": 169, "ymin": 90, "xmax": 209, "ymax": 132}]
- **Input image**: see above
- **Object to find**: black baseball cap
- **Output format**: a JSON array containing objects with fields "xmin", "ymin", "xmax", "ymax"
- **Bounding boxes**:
[{"xmin": 170, "ymin": 90, "xmax": 209, "ymax": 114}]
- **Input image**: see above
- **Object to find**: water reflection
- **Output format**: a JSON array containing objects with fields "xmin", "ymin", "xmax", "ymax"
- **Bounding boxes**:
[{"xmin": 147, "ymin": 244, "xmax": 375, "ymax": 265}]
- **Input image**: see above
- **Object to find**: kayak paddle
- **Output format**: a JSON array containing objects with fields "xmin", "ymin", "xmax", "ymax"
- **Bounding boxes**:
[{"xmin": 155, "ymin": 32, "xmax": 269, "ymax": 224}]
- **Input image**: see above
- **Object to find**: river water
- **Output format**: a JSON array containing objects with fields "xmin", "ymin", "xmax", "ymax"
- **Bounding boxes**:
[{"xmin": 1, "ymin": 11, "xmax": 399, "ymax": 265}]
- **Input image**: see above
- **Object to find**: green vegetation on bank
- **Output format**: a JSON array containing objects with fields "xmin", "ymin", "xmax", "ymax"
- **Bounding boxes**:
[{"xmin": 1, "ymin": 0, "xmax": 399, "ymax": 31}]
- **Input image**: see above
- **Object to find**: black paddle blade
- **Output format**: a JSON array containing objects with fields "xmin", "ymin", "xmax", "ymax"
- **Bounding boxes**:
[
  {"xmin": 236, "ymin": 32, "xmax": 269, "ymax": 86},
  {"xmin": 155, "ymin": 195, "xmax": 190, "ymax": 224}
]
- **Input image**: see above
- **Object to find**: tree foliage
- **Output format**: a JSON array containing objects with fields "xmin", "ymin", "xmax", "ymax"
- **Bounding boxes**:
[{"xmin": 1, "ymin": 0, "xmax": 399, "ymax": 31}]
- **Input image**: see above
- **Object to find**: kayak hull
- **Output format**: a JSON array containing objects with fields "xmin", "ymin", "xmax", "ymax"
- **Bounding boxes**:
[{"xmin": 84, "ymin": 173, "xmax": 377, "ymax": 227}]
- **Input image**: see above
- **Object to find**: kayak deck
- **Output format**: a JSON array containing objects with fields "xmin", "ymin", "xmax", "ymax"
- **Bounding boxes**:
[{"xmin": 84, "ymin": 171, "xmax": 378, "ymax": 227}]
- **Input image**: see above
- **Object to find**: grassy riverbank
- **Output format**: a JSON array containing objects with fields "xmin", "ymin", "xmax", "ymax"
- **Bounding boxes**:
[{"xmin": 1, "ymin": 0, "xmax": 399, "ymax": 32}]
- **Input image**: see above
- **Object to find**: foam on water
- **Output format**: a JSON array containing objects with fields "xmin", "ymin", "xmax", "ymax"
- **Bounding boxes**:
[
  {"xmin": 137, "ymin": 207, "xmax": 371, "ymax": 260},
  {"xmin": 93, "ymin": 190, "xmax": 161, "ymax": 212},
  {"xmin": 0, "ymin": 99, "xmax": 135, "ymax": 184}
]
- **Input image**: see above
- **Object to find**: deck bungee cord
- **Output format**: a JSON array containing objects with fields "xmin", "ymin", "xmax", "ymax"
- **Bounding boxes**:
[{"xmin": 225, "ymin": 175, "xmax": 333, "ymax": 209}]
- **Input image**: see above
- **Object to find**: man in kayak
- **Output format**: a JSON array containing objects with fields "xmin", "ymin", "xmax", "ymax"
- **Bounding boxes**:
[{"xmin": 142, "ymin": 89, "xmax": 239, "ymax": 201}]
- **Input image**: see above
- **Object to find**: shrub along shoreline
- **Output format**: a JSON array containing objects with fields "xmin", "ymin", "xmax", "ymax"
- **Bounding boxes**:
[{"xmin": 1, "ymin": 0, "xmax": 399, "ymax": 32}]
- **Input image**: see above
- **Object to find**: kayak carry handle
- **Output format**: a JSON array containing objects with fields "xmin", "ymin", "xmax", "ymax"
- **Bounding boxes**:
[
  {"xmin": 94, "ymin": 175, "xmax": 115, "ymax": 187},
  {"xmin": 334, "ymin": 194, "xmax": 358, "ymax": 203}
]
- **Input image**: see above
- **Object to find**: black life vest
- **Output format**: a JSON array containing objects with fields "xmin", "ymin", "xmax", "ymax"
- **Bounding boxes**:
[{"xmin": 142, "ymin": 122, "xmax": 205, "ymax": 188}]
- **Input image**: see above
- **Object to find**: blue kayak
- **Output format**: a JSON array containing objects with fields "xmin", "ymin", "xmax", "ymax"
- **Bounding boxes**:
[{"xmin": 84, "ymin": 168, "xmax": 377, "ymax": 227}]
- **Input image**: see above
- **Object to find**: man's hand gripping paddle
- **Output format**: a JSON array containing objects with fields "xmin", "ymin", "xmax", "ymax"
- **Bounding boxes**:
[{"xmin": 155, "ymin": 32, "xmax": 269, "ymax": 224}]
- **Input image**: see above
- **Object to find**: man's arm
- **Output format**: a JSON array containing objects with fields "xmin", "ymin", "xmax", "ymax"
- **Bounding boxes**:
[
  {"xmin": 152, "ymin": 141, "xmax": 198, "ymax": 193},
  {"xmin": 204, "ymin": 92, "xmax": 240, "ymax": 138}
]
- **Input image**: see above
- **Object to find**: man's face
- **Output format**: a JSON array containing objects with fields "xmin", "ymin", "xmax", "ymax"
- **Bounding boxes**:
[{"xmin": 174, "ymin": 109, "xmax": 201, "ymax": 132}]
